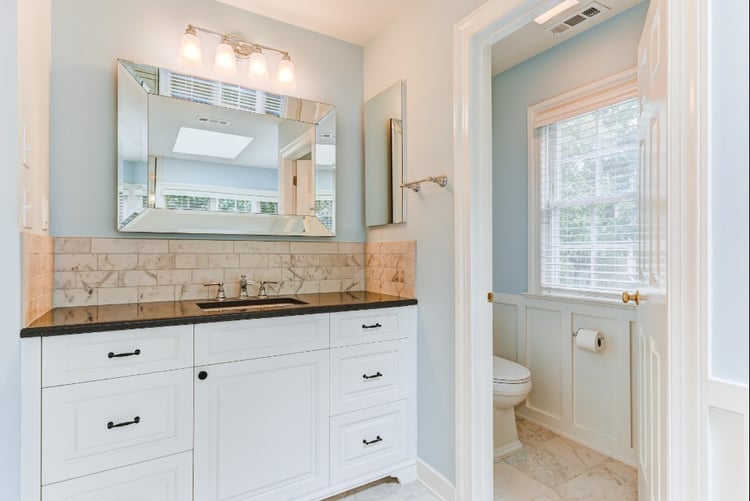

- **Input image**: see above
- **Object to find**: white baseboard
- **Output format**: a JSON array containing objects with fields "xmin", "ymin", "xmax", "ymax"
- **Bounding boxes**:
[
  {"xmin": 494, "ymin": 440, "xmax": 522, "ymax": 460},
  {"xmin": 416, "ymin": 458, "xmax": 455, "ymax": 501}
]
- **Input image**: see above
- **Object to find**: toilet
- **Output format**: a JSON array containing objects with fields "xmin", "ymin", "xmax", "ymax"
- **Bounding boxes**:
[{"xmin": 492, "ymin": 356, "xmax": 532, "ymax": 458}]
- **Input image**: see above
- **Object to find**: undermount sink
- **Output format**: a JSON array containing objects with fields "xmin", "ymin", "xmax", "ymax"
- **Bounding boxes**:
[{"xmin": 195, "ymin": 297, "xmax": 308, "ymax": 310}]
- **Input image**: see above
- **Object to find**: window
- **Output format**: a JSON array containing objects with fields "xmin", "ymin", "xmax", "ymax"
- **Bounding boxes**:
[
  {"xmin": 528, "ymin": 70, "xmax": 640, "ymax": 298},
  {"xmin": 160, "ymin": 69, "xmax": 285, "ymax": 116}
]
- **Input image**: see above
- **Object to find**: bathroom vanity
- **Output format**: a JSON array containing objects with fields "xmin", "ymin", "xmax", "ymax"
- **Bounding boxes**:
[{"xmin": 20, "ymin": 293, "xmax": 417, "ymax": 501}]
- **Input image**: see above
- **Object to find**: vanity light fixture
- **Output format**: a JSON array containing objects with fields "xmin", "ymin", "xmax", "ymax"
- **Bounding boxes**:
[{"xmin": 178, "ymin": 24, "xmax": 295, "ymax": 85}]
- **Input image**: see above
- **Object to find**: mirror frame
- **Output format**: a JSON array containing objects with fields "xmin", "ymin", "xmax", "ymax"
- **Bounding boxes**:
[
  {"xmin": 116, "ymin": 59, "xmax": 336, "ymax": 237},
  {"xmin": 364, "ymin": 80, "xmax": 406, "ymax": 227}
]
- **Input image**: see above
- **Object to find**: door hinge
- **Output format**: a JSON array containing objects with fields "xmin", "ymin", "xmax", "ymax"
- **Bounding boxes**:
[
  {"xmin": 487, "ymin": 292, "xmax": 494, "ymax": 303},
  {"xmin": 293, "ymin": 175, "xmax": 297, "ymax": 186}
]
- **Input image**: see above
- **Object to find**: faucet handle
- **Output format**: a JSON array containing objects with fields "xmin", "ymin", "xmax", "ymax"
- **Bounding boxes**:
[
  {"xmin": 257, "ymin": 280, "xmax": 277, "ymax": 298},
  {"xmin": 204, "ymin": 282, "xmax": 226, "ymax": 301}
]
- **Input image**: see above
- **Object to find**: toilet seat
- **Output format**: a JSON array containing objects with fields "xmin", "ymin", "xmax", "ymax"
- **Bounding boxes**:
[{"xmin": 493, "ymin": 356, "xmax": 531, "ymax": 384}]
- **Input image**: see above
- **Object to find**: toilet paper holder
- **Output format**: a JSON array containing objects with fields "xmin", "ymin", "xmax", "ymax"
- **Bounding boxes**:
[{"xmin": 572, "ymin": 328, "xmax": 605, "ymax": 352}]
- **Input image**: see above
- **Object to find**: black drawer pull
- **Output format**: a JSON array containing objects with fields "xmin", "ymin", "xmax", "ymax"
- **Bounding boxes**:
[
  {"xmin": 362, "ymin": 323, "xmax": 382, "ymax": 330},
  {"xmin": 198, "ymin": 371, "xmax": 208, "ymax": 380},
  {"xmin": 362, "ymin": 372, "xmax": 383, "ymax": 380},
  {"xmin": 107, "ymin": 416, "xmax": 140, "ymax": 429},
  {"xmin": 108, "ymin": 349, "xmax": 141, "ymax": 359},
  {"xmin": 362, "ymin": 435, "xmax": 383, "ymax": 446}
]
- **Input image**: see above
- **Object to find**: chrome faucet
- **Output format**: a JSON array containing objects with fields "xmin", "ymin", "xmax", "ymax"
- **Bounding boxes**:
[
  {"xmin": 203, "ymin": 282, "xmax": 226, "ymax": 301},
  {"xmin": 257, "ymin": 280, "xmax": 277, "ymax": 298},
  {"xmin": 238, "ymin": 275, "xmax": 252, "ymax": 299}
]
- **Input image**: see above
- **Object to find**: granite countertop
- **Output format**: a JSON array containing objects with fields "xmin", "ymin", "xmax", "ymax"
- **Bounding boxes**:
[{"xmin": 21, "ymin": 291, "xmax": 418, "ymax": 338}]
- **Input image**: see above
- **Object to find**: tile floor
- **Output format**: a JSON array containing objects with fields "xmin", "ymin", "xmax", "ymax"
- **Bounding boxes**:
[{"xmin": 326, "ymin": 415, "xmax": 637, "ymax": 501}]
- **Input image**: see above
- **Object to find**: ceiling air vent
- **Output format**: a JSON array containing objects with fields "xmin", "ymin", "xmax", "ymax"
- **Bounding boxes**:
[
  {"xmin": 564, "ymin": 14, "xmax": 586, "ymax": 26},
  {"xmin": 548, "ymin": 1, "xmax": 611, "ymax": 35},
  {"xmin": 581, "ymin": 5, "xmax": 603, "ymax": 17},
  {"xmin": 196, "ymin": 116, "xmax": 230, "ymax": 126}
]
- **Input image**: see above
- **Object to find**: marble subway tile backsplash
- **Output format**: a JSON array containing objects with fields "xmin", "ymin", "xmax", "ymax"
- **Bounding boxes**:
[
  {"xmin": 364, "ymin": 241, "xmax": 416, "ymax": 298},
  {"xmin": 53, "ymin": 238, "xmax": 365, "ymax": 307},
  {"xmin": 23, "ymin": 232, "xmax": 54, "ymax": 325}
]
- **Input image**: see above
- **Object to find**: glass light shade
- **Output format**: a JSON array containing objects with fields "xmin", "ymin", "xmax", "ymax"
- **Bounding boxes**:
[
  {"xmin": 276, "ymin": 56, "xmax": 295, "ymax": 85},
  {"xmin": 178, "ymin": 31, "xmax": 202, "ymax": 64},
  {"xmin": 247, "ymin": 50, "xmax": 269, "ymax": 78},
  {"xmin": 214, "ymin": 41, "xmax": 237, "ymax": 73}
]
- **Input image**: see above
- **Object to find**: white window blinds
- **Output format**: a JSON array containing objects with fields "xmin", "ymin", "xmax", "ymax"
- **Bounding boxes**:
[
  {"xmin": 537, "ymin": 97, "xmax": 639, "ymax": 296},
  {"xmin": 160, "ymin": 69, "xmax": 285, "ymax": 116}
]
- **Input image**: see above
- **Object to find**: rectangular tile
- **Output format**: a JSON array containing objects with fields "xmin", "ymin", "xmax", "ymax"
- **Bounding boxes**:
[
  {"xmin": 168, "ymin": 239, "xmax": 233, "ymax": 253},
  {"xmin": 337, "ymin": 242, "xmax": 365, "ymax": 254},
  {"xmin": 54, "ymin": 237, "xmax": 91, "ymax": 254},
  {"xmin": 137, "ymin": 253, "xmax": 175, "ymax": 270},
  {"xmin": 98, "ymin": 254, "xmax": 138, "ymax": 271},
  {"xmin": 234, "ymin": 241, "xmax": 290, "ymax": 254},
  {"xmin": 91, "ymin": 238, "xmax": 139, "ymax": 254},
  {"xmin": 97, "ymin": 287, "xmax": 139, "ymax": 305},
  {"xmin": 207, "ymin": 253, "xmax": 239, "ymax": 269},
  {"xmin": 174, "ymin": 254, "xmax": 208, "ymax": 269},
  {"xmin": 289, "ymin": 242, "xmax": 338, "ymax": 254},
  {"xmin": 137, "ymin": 285, "xmax": 175, "ymax": 303}
]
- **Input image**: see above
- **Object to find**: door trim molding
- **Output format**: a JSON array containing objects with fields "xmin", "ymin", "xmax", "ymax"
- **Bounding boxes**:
[
  {"xmin": 452, "ymin": 1, "xmax": 558, "ymax": 498},
  {"xmin": 453, "ymin": 0, "xmax": 705, "ymax": 498},
  {"xmin": 667, "ymin": 1, "xmax": 706, "ymax": 499}
]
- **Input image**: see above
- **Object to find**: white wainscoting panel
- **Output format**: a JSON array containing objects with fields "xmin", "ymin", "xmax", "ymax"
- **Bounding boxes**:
[
  {"xmin": 525, "ymin": 307, "xmax": 563, "ymax": 422},
  {"xmin": 493, "ymin": 293, "xmax": 637, "ymax": 464},
  {"xmin": 492, "ymin": 302, "xmax": 518, "ymax": 362},
  {"xmin": 572, "ymin": 313, "xmax": 632, "ymax": 456}
]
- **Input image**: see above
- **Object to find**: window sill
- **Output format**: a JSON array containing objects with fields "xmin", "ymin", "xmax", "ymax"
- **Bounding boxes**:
[{"xmin": 521, "ymin": 292, "xmax": 637, "ymax": 310}]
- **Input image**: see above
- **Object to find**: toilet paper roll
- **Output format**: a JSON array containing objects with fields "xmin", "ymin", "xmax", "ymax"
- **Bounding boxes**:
[{"xmin": 575, "ymin": 328, "xmax": 605, "ymax": 353}]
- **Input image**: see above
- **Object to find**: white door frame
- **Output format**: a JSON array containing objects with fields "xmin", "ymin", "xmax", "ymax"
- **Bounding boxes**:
[{"xmin": 452, "ymin": 0, "xmax": 704, "ymax": 499}]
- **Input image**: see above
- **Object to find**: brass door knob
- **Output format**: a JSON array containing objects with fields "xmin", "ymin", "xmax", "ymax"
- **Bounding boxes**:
[{"xmin": 622, "ymin": 290, "xmax": 640, "ymax": 305}]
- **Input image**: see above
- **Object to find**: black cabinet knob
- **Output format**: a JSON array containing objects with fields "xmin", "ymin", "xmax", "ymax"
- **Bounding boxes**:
[{"xmin": 198, "ymin": 371, "xmax": 208, "ymax": 380}]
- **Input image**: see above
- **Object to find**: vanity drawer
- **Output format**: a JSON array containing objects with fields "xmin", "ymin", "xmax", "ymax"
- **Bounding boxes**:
[
  {"xmin": 194, "ymin": 313, "xmax": 329, "ymax": 365},
  {"xmin": 330, "ymin": 340, "xmax": 409, "ymax": 415},
  {"xmin": 42, "ymin": 368, "xmax": 193, "ymax": 485},
  {"xmin": 42, "ymin": 451, "xmax": 193, "ymax": 501},
  {"xmin": 42, "ymin": 325, "xmax": 193, "ymax": 387},
  {"xmin": 330, "ymin": 401, "xmax": 408, "ymax": 484},
  {"xmin": 330, "ymin": 307, "xmax": 413, "ymax": 347}
]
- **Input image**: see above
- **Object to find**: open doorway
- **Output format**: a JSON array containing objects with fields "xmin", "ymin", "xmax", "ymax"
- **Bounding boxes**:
[{"xmin": 453, "ymin": 0, "xmax": 703, "ymax": 498}]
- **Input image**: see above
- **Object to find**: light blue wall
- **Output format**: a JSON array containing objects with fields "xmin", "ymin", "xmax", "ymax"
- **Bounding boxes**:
[
  {"xmin": 0, "ymin": 0, "xmax": 20, "ymax": 498},
  {"xmin": 492, "ymin": 3, "xmax": 648, "ymax": 293},
  {"xmin": 50, "ymin": 0, "xmax": 364, "ymax": 240},
  {"xmin": 709, "ymin": 0, "xmax": 749, "ymax": 384}
]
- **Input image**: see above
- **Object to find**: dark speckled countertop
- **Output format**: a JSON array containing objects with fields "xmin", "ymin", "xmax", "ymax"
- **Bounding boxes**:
[{"xmin": 21, "ymin": 291, "xmax": 417, "ymax": 338}]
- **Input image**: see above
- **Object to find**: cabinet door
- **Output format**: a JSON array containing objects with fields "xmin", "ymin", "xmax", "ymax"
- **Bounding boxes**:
[{"xmin": 194, "ymin": 351, "xmax": 329, "ymax": 501}]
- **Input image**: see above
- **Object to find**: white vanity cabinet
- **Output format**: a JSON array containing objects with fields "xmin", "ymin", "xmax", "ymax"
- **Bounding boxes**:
[
  {"xmin": 328, "ymin": 307, "xmax": 417, "ymax": 488},
  {"xmin": 32, "ymin": 325, "xmax": 195, "ymax": 501},
  {"xmin": 193, "ymin": 316, "xmax": 330, "ymax": 501},
  {"xmin": 22, "ymin": 304, "xmax": 417, "ymax": 501}
]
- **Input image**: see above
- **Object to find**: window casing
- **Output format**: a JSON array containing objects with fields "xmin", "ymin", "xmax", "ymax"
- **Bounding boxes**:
[{"xmin": 528, "ymin": 70, "xmax": 640, "ymax": 299}]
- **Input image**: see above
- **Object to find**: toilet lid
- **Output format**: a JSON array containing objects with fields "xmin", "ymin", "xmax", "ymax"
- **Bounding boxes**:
[{"xmin": 493, "ymin": 356, "xmax": 531, "ymax": 384}]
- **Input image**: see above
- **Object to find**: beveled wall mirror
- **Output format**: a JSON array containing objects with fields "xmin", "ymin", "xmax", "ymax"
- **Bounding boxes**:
[
  {"xmin": 364, "ymin": 80, "xmax": 405, "ymax": 226},
  {"xmin": 117, "ymin": 59, "xmax": 336, "ymax": 236}
]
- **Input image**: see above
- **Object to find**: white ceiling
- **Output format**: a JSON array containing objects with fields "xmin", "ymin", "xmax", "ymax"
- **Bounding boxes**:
[
  {"xmin": 215, "ymin": 0, "xmax": 406, "ymax": 47},
  {"xmin": 216, "ymin": 0, "xmax": 644, "ymax": 76},
  {"xmin": 490, "ymin": 0, "xmax": 644, "ymax": 75}
]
